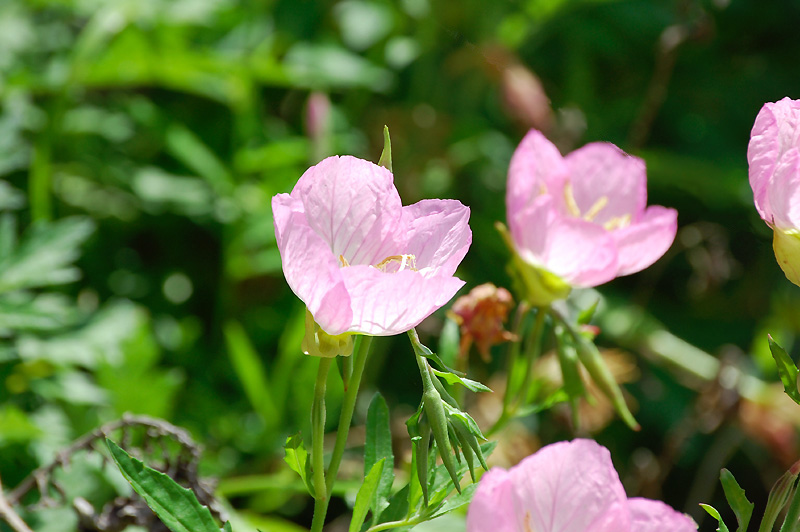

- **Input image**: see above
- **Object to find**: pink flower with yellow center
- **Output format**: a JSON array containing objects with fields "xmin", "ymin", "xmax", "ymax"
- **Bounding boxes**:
[
  {"xmin": 748, "ymin": 97, "xmax": 800, "ymax": 286},
  {"xmin": 272, "ymin": 155, "xmax": 471, "ymax": 353},
  {"xmin": 505, "ymin": 130, "xmax": 678, "ymax": 304},
  {"xmin": 466, "ymin": 439, "xmax": 697, "ymax": 532}
]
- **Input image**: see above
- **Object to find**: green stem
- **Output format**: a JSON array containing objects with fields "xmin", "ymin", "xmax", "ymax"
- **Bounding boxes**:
[
  {"xmin": 514, "ymin": 307, "xmax": 547, "ymax": 409},
  {"xmin": 782, "ymin": 483, "xmax": 800, "ymax": 532},
  {"xmin": 366, "ymin": 517, "xmax": 421, "ymax": 532},
  {"xmin": 310, "ymin": 357, "xmax": 333, "ymax": 532},
  {"xmin": 325, "ymin": 335, "xmax": 373, "ymax": 498}
]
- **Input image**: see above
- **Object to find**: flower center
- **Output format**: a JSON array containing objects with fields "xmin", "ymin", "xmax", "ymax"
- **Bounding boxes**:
[
  {"xmin": 338, "ymin": 254, "xmax": 417, "ymax": 273},
  {"xmin": 563, "ymin": 181, "xmax": 631, "ymax": 230}
]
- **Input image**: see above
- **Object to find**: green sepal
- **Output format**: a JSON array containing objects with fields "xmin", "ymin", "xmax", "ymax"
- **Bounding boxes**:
[
  {"xmin": 378, "ymin": 126, "xmax": 392, "ymax": 172},
  {"xmin": 768, "ymin": 335, "xmax": 800, "ymax": 405}
]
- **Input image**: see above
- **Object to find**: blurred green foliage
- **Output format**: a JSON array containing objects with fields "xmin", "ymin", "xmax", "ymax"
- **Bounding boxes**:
[{"xmin": 2, "ymin": 0, "xmax": 800, "ymax": 530}]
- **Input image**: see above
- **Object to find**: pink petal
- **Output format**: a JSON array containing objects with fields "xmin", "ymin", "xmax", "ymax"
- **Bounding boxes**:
[
  {"xmin": 628, "ymin": 498, "xmax": 697, "ymax": 532},
  {"xmin": 340, "ymin": 266, "xmax": 465, "ymax": 335},
  {"xmin": 466, "ymin": 468, "xmax": 517, "ymax": 532},
  {"xmin": 611, "ymin": 205, "xmax": 678, "ymax": 276},
  {"xmin": 506, "ymin": 129, "xmax": 569, "ymax": 221},
  {"xmin": 509, "ymin": 439, "xmax": 630, "ymax": 532},
  {"xmin": 748, "ymin": 98, "xmax": 800, "ymax": 220},
  {"xmin": 401, "ymin": 199, "xmax": 472, "ymax": 277},
  {"xmin": 272, "ymin": 194, "xmax": 353, "ymax": 335},
  {"xmin": 564, "ymin": 142, "xmax": 647, "ymax": 225},
  {"xmin": 293, "ymin": 156, "xmax": 402, "ymax": 266},
  {"xmin": 510, "ymin": 196, "xmax": 618, "ymax": 287},
  {"xmin": 767, "ymin": 148, "xmax": 800, "ymax": 229}
]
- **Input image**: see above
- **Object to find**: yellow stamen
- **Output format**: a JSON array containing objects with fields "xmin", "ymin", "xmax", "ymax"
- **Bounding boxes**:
[
  {"xmin": 339, "ymin": 255, "xmax": 350, "ymax": 267},
  {"xmin": 524, "ymin": 512, "xmax": 535, "ymax": 532},
  {"xmin": 583, "ymin": 196, "xmax": 608, "ymax": 221},
  {"xmin": 374, "ymin": 254, "xmax": 417, "ymax": 272},
  {"xmin": 563, "ymin": 182, "xmax": 581, "ymax": 217},
  {"xmin": 603, "ymin": 214, "xmax": 632, "ymax": 231}
]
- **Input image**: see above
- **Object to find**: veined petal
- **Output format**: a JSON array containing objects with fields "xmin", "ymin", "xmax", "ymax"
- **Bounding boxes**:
[
  {"xmin": 465, "ymin": 468, "xmax": 517, "ymax": 532},
  {"xmin": 768, "ymin": 148, "xmax": 800, "ymax": 229},
  {"xmin": 294, "ymin": 156, "xmax": 402, "ymax": 265},
  {"xmin": 340, "ymin": 266, "xmax": 465, "ymax": 335},
  {"xmin": 507, "ymin": 129, "xmax": 569, "ymax": 220},
  {"xmin": 748, "ymin": 98, "xmax": 800, "ymax": 220},
  {"xmin": 509, "ymin": 439, "xmax": 630, "ymax": 532},
  {"xmin": 272, "ymin": 194, "xmax": 353, "ymax": 335},
  {"xmin": 611, "ymin": 205, "xmax": 677, "ymax": 276},
  {"xmin": 628, "ymin": 498, "xmax": 697, "ymax": 532},
  {"xmin": 564, "ymin": 142, "xmax": 647, "ymax": 224},
  {"xmin": 510, "ymin": 196, "xmax": 618, "ymax": 288},
  {"xmin": 401, "ymin": 199, "xmax": 471, "ymax": 277}
]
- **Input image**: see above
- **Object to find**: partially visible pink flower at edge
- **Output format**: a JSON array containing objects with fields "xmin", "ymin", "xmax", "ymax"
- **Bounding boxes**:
[
  {"xmin": 505, "ymin": 130, "xmax": 678, "ymax": 301},
  {"xmin": 272, "ymin": 155, "xmax": 471, "ymax": 339},
  {"xmin": 466, "ymin": 439, "xmax": 697, "ymax": 532},
  {"xmin": 748, "ymin": 97, "xmax": 800, "ymax": 286}
]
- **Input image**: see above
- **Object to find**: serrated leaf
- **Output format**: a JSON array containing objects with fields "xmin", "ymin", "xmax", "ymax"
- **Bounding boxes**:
[
  {"xmin": 0, "ymin": 293, "xmax": 78, "ymax": 332},
  {"xmin": 719, "ymin": 469, "xmax": 753, "ymax": 532},
  {"xmin": 283, "ymin": 434, "xmax": 314, "ymax": 496},
  {"xmin": 430, "ymin": 368, "xmax": 492, "ymax": 393},
  {"xmin": 0, "ymin": 217, "xmax": 94, "ymax": 293},
  {"xmin": 106, "ymin": 439, "xmax": 219, "ymax": 532},
  {"xmin": 365, "ymin": 393, "xmax": 394, "ymax": 524},
  {"xmin": 349, "ymin": 458, "xmax": 385, "ymax": 532},
  {"xmin": 700, "ymin": 504, "xmax": 730, "ymax": 532},
  {"xmin": 768, "ymin": 335, "xmax": 800, "ymax": 405}
]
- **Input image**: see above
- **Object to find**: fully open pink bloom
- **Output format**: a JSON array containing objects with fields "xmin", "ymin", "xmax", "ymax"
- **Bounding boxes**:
[
  {"xmin": 748, "ymin": 97, "xmax": 800, "ymax": 285},
  {"xmin": 272, "ymin": 155, "xmax": 471, "ymax": 337},
  {"xmin": 506, "ymin": 130, "xmax": 677, "ymax": 292},
  {"xmin": 466, "ymin": 439, "xmax": 697, "ymax": 532}
]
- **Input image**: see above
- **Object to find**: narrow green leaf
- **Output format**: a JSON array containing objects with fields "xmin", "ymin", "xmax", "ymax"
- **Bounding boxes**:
[
  {"xmin": 577, "ymin": 298, "xmax": 600, "ymax": 325},
  {"xmin": 430, "ymin": 368, "xmax": 492, "ymax": 393},
  {"xmin": 224, "ymin": 321, "xmax": 279, "ymax": 428},
  {"xmin": 222, "ymin": 522, "xmax": 233, "ymax": 532},
  {"xmin": 349, "ymin": 458, "xmax": 385, "ymax": 532},
  {"xmin": 700, "ymin": 504, "xmax": 730, "ymax": 532},
  {"xmin": 283, "ymin": 434, "xmax": 314, "ymax": 496},
  {"xmin": 378, "ymin": 126, "xmax": 392, "ymax": 172},
  {"xmin": 106, "ymin": 439, "xmax": 218, "ymax": 532},
  {"xmin": 719, "ymin": 469, "xmax": 753, "ymax": 532},
  {"xmin": 769, "ymin": 335, "xmax": 800, "ymax": 405},
  {"xmin": 365, "ymin": 393, "xmax": 395, "ymax": 524},
  {"xmin": 164, "ymin": 123, "xmax": 234, "ymax": 195}
]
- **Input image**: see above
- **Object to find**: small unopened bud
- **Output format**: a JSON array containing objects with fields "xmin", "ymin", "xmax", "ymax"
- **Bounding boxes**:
[{"xmin": 502, "ymin": 63, "xmax": 553, "ymax": 133}]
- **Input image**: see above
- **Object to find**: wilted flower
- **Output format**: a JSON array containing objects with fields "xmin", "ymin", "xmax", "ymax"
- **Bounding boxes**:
[
  {"xmin": 272, "ymin": 155, "xmax": 471, "ymax": 352},
  {"xmin": 466, "ymin": 439, "xmax": 697, "ymax": 532},
  {"xmin": 504, "ymin": 130, "xmax": 678, "ymax": 304},
  {"xmin": 748, "ymin": 97, "xmax": 800, "ymax": 286},
  {"xmin": 450, "ymin": 283, "xmax": 516, "ymax": 361}
]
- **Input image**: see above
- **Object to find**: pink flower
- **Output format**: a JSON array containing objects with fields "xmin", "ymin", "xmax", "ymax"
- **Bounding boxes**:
[
  {"xmin": 466, "ymin": 439, "xmax": 697, "ymax": 532},
  {"xmin": 505, "ymin": 130, "xmax": 677, "ymax": 300},
  {"xmin": 272, "ymin": 155, "xmax": 471, "ymax": 338},
  {"xmin": 748, "ymin": 97, "xmax": 800, "ymax": 286}
]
